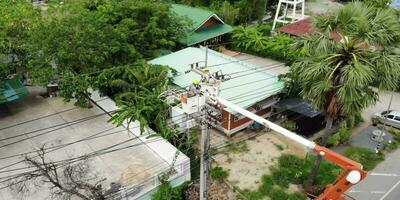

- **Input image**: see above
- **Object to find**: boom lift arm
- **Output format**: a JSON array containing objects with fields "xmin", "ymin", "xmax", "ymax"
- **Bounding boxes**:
[
  {"xmin": 217, "ymin": 98, "xmax": 367, "ymax": 200},
  {"xmin": 182, "ymin": 58, "xmax": 367, "ymax": 200}
]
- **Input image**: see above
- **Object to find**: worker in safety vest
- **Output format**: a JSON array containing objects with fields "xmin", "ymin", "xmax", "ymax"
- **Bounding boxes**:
[{"xmin": 188, "ymin": 79, "xmax": 201, "ymax": 97}]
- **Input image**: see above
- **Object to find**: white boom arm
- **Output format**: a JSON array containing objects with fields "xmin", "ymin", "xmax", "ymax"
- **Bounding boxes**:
[{"xmin": 217, "ymin": 97, "xmax": 316, "ymax": 149}]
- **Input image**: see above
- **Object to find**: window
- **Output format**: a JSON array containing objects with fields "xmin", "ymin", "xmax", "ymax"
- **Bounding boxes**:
[
  {"xmin": 395, "ymin": 116, "xmax": 400, "ymax": 121},
  {"xmin": 382, "ymin": 110, "xmax": 392, "ymax": 115},
  {"xmin": 387, "ymin": 115, "xmax": 394, "ymax": 119}
]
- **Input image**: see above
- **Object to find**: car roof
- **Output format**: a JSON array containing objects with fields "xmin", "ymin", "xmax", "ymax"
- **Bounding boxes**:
[{"xmin": 389, "ymin": 110, "xmax": 400, "ymax": 116}]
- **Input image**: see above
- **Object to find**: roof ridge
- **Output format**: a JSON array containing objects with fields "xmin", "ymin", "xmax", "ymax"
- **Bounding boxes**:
[{"xmin": 198, "ymin": 46, "xmax": 277, "ymax": 77}]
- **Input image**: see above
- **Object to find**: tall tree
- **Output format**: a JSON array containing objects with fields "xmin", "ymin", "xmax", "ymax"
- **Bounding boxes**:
[
  {"xmin": 290, "ymin": 2, "xmax": 400, "ymax": 190},
  {"xmin": 28, "ymin": 0, "xmax": 187, "ymax": 106},
  {"xmin": 0, "ymin": 0, "xmax": 40, "ymax": 80}
]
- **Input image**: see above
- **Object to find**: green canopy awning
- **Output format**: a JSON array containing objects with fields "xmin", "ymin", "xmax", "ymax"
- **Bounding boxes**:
[{"xmin": 0, "ymin": 78, "xmax": 29, "ymax": 104}]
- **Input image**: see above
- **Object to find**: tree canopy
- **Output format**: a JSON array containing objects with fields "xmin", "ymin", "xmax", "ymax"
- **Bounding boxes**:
[
  {"xmin": 0, "ymin": 0, "xmax": 41, "ymax": 80},
  {"xmin": 289, "ymin": 2, "xmax": 400, "ymax": 188},
  {"xmin": 0, "ymin": 0, "xmax": 188, "ymax": 106}
]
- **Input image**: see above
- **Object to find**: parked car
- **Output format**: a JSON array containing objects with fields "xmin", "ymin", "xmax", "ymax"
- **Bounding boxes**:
[{"xmin": 373, "ymin": 110, "xmax": 400, "ymax": 129}]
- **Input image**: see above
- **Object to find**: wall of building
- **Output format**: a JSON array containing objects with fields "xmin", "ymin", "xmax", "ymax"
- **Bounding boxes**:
[
  {"xmin": 199, "ymin": 17, "xmax": 221, "ymax": 30},
  {"xmin": 221, "ymin": 106, "xmax": 272, "ymax": 135}
]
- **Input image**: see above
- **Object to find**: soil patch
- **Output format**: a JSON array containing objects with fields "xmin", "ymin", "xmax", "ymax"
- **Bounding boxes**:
[{"xmin": 213, "ymin": 131, "xmax": 307, "ymax": 191}]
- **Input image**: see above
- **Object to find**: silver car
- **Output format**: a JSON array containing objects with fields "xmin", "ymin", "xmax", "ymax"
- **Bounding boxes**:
[{"xmin": 374, "ymin": 110, "xmax": 400, "ymax": 129}]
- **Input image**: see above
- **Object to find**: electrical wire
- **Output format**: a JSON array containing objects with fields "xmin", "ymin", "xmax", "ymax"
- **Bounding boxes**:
[
  {"xmin": 0, "ymin": 114, "xmax": 192, "ymax": 172},
  {"xmin": 0, "ymin": 98, "xmax": 110, "ymax": 132}
]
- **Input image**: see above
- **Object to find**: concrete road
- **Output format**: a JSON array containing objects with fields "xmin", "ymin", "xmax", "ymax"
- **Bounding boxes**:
[{"xmin": 348, "ymin": 149, "xmax": 400, "ymax": 200}]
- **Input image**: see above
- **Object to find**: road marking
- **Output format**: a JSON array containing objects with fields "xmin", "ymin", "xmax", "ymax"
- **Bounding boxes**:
[
  {"xmin": 348, "ymin": 190, "xmax": 361, "ymax": 193},
  {"xmin": 371, "ymin": 191, "xmax": 386, "ymax": 194},
  {"xmin": 370, "ymin": 172, "xmax": 400, "ymax": 177},
  {"xmin": 379, "ymin": 179, "xmax": 400, "ymax": 200}
]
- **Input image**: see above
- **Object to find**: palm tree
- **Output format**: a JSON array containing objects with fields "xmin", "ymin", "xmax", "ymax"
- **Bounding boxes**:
[
  {"xmin": 290, "ymin": 2, "xmax": 400, "ymax": 190},
  {"xmin": 95, "ymin": 62, "xmax": 169, "ymax": 133}
]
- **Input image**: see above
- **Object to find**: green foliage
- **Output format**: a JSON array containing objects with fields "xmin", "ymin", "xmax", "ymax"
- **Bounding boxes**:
[
  {"xmin": 327, "ymin": 133, "xmax": 341, "ymax": 147},
  {"xmin": 344, "ymin": 147, "xmax": 385, "ymax": 171},
  {"xmin": 0, "ymin": 0, "xmax": 41, "ymax": 80},
  {"xmin": 269, "ymin": 187, "xmax": 289, "ymax": 200},
  {"xmin": 338, "ymin": 124, "xmax": 351, "ymax": 144},
  {"xmin": 346, "ymin": 112, "xmax": 364, "ymax": 128},
  {"xmin": 210, "ymin": 166, "xmax": 229, "ymax": 181},
  {"xmin": 211, "ymin": 1, "xmax": 239, "ymax": 24},
  {"xmin": 102, "ymin": 63, "xmax": 170, "ymax": 134},
  {"xmin": 292, "ymin": 2, "xmax": 400, "ymax": 119},
  {"xmin": 59, "ymin": 74, "xmax": 92, "ymax": 107},
  {"xmin": 328, "ymin": 122, "xmax": 352, "ymax": 146},
  {"xmin": 242, "ymin": 154, "xmax": 338, "ymax": 200},
  {"xmin": 225, "ymin": 141, "xmax": 249, "ymax": 153},
  {"xmin": 372, "ymin": 116, "xmax": 381, "ymax": 125},
  {"xmin": 3, "ymin": 0, "xmax": 187, "ymax": 105},
  {"xmin": 232, "ymin": 26, "xmax": 300, "ymax": 63},
  {"xmin": 285, "ymin": 120, "xmax": 298, "ymax": 131},
  {"xmin": 273, "ymin": 143, "xmax": 285, "ymax": 151},
  {"xmin": 151, "ymin": 180, "xmax": 186, "ymax": 200},
  {"xmin": 364, "ymin": 0, "xmax": 392, "ymax": 8}
]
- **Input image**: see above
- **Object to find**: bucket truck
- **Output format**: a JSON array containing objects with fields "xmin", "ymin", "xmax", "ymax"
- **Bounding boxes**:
[{"xmin": 180, "ymin": 64, "xmax": 367, "ymax": 200}]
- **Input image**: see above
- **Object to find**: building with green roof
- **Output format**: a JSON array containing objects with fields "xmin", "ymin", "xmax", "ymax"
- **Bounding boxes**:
[
  {"xmin": 171, "ymin": 4, "xmax": 233, "ymax": 46},
  {"xmin": 150, "ymin": 47, "xmax": 284, "ymax": 135}
]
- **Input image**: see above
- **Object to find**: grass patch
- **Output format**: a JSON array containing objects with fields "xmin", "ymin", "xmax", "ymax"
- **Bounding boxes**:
[
  {"xmin": 226, "ymin": 141, "xmax": 249, "ymax": 153},
  {"xmin": 210, "ymin": 166, "xmax": 229, "ymax": 181},
  {"xmin": 273, "ymin": 143, "xmax": 285, "ymax": 151},
  {"xmin": 344, "ymin": 147, "xmax": 385, "ymax": 171},
  {"xmin": 240, "ymin": 154, "xmax": 339, "ymax": 200}
]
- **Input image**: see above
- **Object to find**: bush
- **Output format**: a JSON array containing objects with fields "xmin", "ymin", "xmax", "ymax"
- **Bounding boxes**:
[
  {"xmin": 344, "ymin": 147, "xmax": 385, "ymax": 171},
  {"xmin": 288, "ymin": 192, "xmax": 306, "ymax": 200},
  {"xmin": 327, "ymin": 133, "xmax": 341, "ymax": 146},
  {"xmin": 269, "ymin": 187, "xmax": 289, "ymax": 200},
  {"xmin": 210, "ymin": 166, "xmax": 229, "ymax": 181},
  {"xmin": 231, "ymin": 26, "xmax": 300, "ymax": 64},
  {"xmin": 338, "ymin": 124, "xmax": 351, "ymax": 144},
  {"xmin": 151, "ymin": 180, "xmax": 186, "ymax": 200},
  {"xmin": 285, "ymin": 120, "xmax": 298, "ymax": 131},
  {"xmin": 258, "ymin": 175, "xmax": 273, "ymax": 196}
]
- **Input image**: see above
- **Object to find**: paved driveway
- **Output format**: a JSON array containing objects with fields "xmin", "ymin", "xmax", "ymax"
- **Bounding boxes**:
[{"xmin": 348, "ymin": 149, "xmax": 400, "ymax": 200}]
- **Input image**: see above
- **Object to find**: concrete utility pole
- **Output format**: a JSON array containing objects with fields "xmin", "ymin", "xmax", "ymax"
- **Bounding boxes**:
[
  {"xmin": 199, "ymin": 108, "xmax": 209, "ymax": 200},
  {"xmin": 377, "ymin": 92, "xmax": 394, "ymax": 152},
  {"xmin": 199, "ymin": 46, "xmax": 209, "ymax": 200}
]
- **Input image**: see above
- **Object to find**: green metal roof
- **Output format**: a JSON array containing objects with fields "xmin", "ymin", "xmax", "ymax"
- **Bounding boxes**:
[
  {"xmin": 171, "ymin": 4, "xmax": 233, "ymax": 46},
  {"xmin": 0, "ymin": 78, "xmax": 29, "ymax": 104},
  {"xmin": 183, "ymin": 24, "xmax": 233, "ymax": 46},
  {"xmin": 150, "ymin": 47, "xmax": 284, "ymax": 110},
  {"xmin": 171, "ymin": 4, "xmax": 217, "ymax": 30}
]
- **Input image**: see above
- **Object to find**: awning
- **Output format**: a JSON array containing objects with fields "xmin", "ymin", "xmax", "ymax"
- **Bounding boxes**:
[
  {"xmin": 0, "ymin": 78, "xmax": 29, "ymax": 104},
  {"xmin": 275, "ymin": 98, "xmax": 321, "ymax": 118}
]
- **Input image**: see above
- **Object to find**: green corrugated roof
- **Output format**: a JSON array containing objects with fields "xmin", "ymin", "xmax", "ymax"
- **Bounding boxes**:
[
  {"xmin": 150, "ymin": 47, "xmax": 284, "ymax": 110},
  {"xmin": 171, "ymin": 4, "xmax": 216, "ymax": 30},
  {"xmin": 184, "ymin": 24, "xmax": 233, "ymax": 46},
  {"xmin": 0, "ymin": 78, "xmax": 29, "ymax": 104},
  {"xmin": 171, "ymin": 4, "xmax": 233, "ymax": 46}
]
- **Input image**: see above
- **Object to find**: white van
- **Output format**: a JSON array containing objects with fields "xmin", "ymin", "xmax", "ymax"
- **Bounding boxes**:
[{"xmin": 374, "ymin": 110, "xmax": 400, "ymax": 129}]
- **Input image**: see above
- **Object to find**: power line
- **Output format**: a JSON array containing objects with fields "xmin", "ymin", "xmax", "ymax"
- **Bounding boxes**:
[
  {"xmin": 0, "ymin": 110, "xmax": 117, "ymax": 142},
  {"xmin": 0, "ymin": 114, "xmax": 192, "ymax": 172},
  {"xmin": 0, "ymin": 98, "xmax": 110, "ymax": 132},
  {"xmin": 0, "ymin": 112, "xmax": 116, "ymax": 150}
]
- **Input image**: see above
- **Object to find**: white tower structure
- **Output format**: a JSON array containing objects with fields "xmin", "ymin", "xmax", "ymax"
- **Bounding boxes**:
[{"xmin": 272, "ymin": 0, "xmax": 305, "ymax": 30}]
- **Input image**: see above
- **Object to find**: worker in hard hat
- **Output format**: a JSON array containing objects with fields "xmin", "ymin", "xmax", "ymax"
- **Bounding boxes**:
[
  {"xmin": 188, "ymin": 79, "xmax": 201, "ymax": 97},
  {"xmin": 201, "ymin": 67, "xmax": 211, "ymax": 83}
]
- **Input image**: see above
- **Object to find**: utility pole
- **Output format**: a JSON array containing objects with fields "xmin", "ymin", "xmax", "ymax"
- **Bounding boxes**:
[
  {"xmin": 377, "ymin": 92, "xmax": 394, "ymax": 152},
  {"xmin": 199, "ymin": 46, "xmax": 209, "ymax": 200},
  {"xmin": 199, "ymin": 107, "xmax": 209, "ymax": 200}
]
